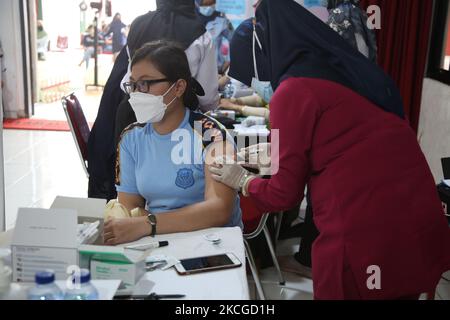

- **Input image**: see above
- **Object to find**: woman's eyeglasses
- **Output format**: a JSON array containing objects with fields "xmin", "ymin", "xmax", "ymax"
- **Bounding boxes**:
[{"xmin": 123, "ymin": 79, "xmax": 169, "ymax": 95}]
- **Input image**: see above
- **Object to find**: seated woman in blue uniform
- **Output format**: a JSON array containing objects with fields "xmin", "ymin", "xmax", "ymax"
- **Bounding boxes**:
[{"xmin": 103, "ymin": 41, "xmax": 242, "ymax": 245}]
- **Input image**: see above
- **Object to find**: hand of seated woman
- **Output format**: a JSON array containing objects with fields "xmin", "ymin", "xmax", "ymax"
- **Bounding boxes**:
[{"xmin": 103, "ymin": 216, "xmax": 149, "ymax": 246}]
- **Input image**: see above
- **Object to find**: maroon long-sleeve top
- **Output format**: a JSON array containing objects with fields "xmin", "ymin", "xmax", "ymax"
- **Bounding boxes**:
[{"xmin": 248, "ymin": 77, "xmax": 450, "ymax": 299}]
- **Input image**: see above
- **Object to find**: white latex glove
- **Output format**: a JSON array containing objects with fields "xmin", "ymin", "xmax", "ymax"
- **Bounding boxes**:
[
  {"xmin": 241, "ymin": 116, "xmax": 266, "ymax": 128},
  {"xmin": 209, "ymin": 156, "xmax": 254, "ymax": 191},
  {"xmin": 237, "ymin": 143, "xmax": 272, "ymax": 176}
]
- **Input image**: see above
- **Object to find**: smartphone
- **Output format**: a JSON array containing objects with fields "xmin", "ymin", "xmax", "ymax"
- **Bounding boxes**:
[{"xmin": 174, "ymin": 253, "xmax": 242, "ymax": 275}]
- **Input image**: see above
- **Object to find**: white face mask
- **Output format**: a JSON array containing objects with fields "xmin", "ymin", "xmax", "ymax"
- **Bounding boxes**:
[
  {"xmin": 129, "ymin": 83, "xmax": 177, "ymax": 124},
  {"xmin": 199, "ymin": 5, "xmax": 215, "ymax": 17}
]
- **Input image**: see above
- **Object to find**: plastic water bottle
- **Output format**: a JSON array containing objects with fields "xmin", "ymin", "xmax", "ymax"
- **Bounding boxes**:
[
  {"xmin": 0, "ymin": 249, "xmax": 27, "ymax": 300},
  {"xmin": 64, "ymin": 269, "xmax": 99, "ymax": 300},
  {"xmin": 28, "ymin": 271, "xmax": 64, "ymax": 300},
  {"xmin": 0, "ymin": 250, "xmax": 12, "ymax": 300}
]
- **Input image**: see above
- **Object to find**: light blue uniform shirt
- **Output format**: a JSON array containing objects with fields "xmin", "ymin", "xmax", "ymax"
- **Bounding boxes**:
[{"xmin": 116, "ymin": 109, "xmax": 242, "ymax": 229}]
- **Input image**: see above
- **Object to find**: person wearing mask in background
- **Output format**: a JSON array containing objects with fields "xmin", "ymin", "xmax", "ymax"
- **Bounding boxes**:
[
  {"xmin": 88, "ymin": 0, "xmax": 220, "ymax": 201},
  {"xmin": 210, "ymin": 0, "xmax": 450, "ymax": 300},
  {"xmin": 225, "ymin": 0, "xmax": 380, "ymax": 279},
  {"xmin": 104, "ymin": 13, "xmax": 127, "ymax": 61},
  {"xmin": 223, "ymin": 17, "xmax": 272, "ymax": 117},
  {"xmin": 104, "ymin": 41, "xmax": 241, "ymax": 245},
  {"xmin": 225, "ymin": 13, "xmax": 315, "ymax": 276},
  {"xmin": 196, "ymin": 0, "xmax": 234, "ymax": 75}
]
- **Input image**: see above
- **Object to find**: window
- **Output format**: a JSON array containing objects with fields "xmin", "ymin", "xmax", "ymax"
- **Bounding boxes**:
[{"xmin": 428, "ymin": 0, "xmax": 450, "ymax": 84}]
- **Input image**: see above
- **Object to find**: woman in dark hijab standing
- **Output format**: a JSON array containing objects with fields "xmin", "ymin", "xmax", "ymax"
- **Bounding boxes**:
[
  {"xmin": 210, "ymin": 0, "xmax": 450, "ymax": 300},
  {"xmin": 227, "ymin": 0, "xmax": 379, "ymax": 278},
  {"xmin": 88, "ymin": 0, "xmax": 219, "ymax": 200}
]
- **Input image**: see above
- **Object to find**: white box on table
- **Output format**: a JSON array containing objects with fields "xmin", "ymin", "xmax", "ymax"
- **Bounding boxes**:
[
  {"xmin": 51, "ymin": 196, "xmax": 106, "ymax": 245},
  {"xmin": 11, "ymin": 208, "xmax": 78, "ymax": 283}
]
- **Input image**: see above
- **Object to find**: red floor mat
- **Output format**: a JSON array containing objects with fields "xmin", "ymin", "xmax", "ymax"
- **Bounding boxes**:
[{"xmin": 3, "ymin": 118, "xmax": 71, "ymax": 132}]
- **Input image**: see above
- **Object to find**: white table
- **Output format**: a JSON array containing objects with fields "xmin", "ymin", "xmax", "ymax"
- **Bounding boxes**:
[
  {"xmin": 0, "ymin": 227, "xmax": 249, "ymax": 300},
  {"xmin": 120, "ymin": 227, "xmax": 249, "ymax": 300}
]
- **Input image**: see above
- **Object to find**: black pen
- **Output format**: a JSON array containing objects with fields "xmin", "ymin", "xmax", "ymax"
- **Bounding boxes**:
[{"xmin": 125, "ymin": 241, "xmax": 169, "ymax": 251}]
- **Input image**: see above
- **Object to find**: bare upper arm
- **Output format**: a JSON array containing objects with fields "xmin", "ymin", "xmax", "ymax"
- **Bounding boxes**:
[{"xmin": 203, "ymin": 141, "xmax": 237, "ymax": 209}]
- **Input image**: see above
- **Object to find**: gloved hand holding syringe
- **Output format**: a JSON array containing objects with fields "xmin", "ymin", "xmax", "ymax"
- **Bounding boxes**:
[{"xmin": 237, "ymin": 143, "xmax": 272, "ymax": 176}]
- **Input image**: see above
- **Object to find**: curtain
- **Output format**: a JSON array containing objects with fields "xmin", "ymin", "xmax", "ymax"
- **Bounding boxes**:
[{"xmin": 359, "ymin": 0, "xmax": 434, "ymax": 133}]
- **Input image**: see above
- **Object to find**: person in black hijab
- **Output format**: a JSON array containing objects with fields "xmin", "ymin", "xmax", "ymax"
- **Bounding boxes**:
[
  {"xmin": 227, "ymin": 0, "xmax": 381, "ymax": 275},
  {"xmin": 229, "ymin": 16, "xmax": 318, "ymax": 275},
  {"xmin": 127, "ymin": 0, "xmax": 205, "ymax": 56},
  {"xmin": 209, "ymin": 0, "xmax": 450, "ymax": 300},
  {"xmin": 114, "ymin": 0, "xmax": 214, "ymax": 144},
  {"xmin": 88, "ymin": 0, "xmax": 209, "ymax": 200}
]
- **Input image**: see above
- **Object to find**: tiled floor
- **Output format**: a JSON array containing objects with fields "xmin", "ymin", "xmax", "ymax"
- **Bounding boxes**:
[
  {"xmin": 2, "ymin": 50, "xmax": 105, "ymax": 229},
  {"xmin": 3, "ymin": 130, "xmax": 88, "ymax": 230}
]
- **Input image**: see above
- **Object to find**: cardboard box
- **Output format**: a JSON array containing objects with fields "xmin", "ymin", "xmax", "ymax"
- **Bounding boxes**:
[
  {"xmin": 51, "ymin": 196, "xmax": 106, "ymax": 245},
  {"xmin": 50, "ymin": 197, "xmax": 147, "ymax": 290},
  {"xmin": 11, "ymin": 208, "xmax": 78, "ymax": 283},
  {"xmin": 78, "ymin": 245, "xmax": 146, "ymax": 291},
  {"xmin": 51, "ymin": 196, "xmax": 106, "ymax": 221}
]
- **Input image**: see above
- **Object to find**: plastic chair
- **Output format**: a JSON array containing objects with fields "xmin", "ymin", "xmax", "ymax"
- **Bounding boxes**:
[
  {"xmin": 61, "ymin": 93, "xmax": 90, "ymax": 178},
  {"xmin": 241, "ymin": 196, "xmax": 285, "ymax": 300}
]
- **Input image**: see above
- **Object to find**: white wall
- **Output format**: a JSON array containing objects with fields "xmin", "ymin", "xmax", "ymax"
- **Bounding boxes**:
[
  {"xmin": 418, "ymin": 78, "xmax": 450, "ymax": 182},
  {"xmin": 41, "ymin": 0, "xmax": 84, "ymax": 49},
  {"xmin": 111, "ymin": 0, "xmax": 156, "ymax": 25},
  {"xmin": 0, "ymin": 0, "xmax": 27, "ymax": 119}
]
